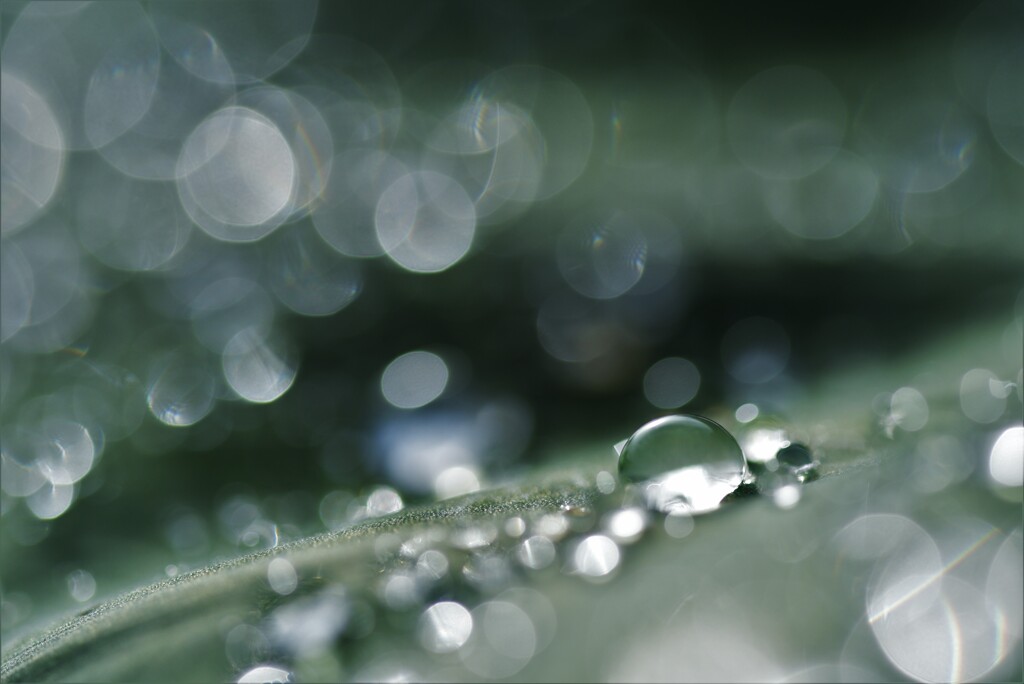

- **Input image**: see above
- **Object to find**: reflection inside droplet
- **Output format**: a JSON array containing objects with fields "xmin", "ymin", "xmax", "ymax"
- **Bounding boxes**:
[{"xmin": 619, "ymin": 415, "xmax": 748, "ymax": 514}]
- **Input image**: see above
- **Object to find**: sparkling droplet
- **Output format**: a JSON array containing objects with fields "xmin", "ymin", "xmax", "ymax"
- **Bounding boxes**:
[
  {"xmin": 775, "ymin": 442, "xmax": 819, "ymax": 482},
  {"xmin": 618, "ymin": 414, "xmax": 748, "ymax": 514},
  {"xmin": 236, "ymin": 665, "xmax": 293, "ymax": 684}
]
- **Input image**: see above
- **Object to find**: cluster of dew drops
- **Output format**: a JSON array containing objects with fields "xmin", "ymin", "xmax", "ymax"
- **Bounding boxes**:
[{"xmin": 235, "ymin": 413, "xmax": 817, "ymax": 683}]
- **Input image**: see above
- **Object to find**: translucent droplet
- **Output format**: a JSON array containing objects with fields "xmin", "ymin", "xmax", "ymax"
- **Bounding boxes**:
[
  {"xmin": 775, "ymin": 443, "xmax": 819, "ymax": 482},
  {"xmin": 66, "ymin": 569, "xmax": 96, "ymax": 603},
  {"xmin": 236, "ymin": 665, "xmax": 293, "ymax": 684},
  {"xmin": 618, "ymin": 414, "xmax": 747, "ymax": 514}
]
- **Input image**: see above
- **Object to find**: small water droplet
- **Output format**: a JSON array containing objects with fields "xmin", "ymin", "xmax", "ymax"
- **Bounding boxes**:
[
  {"xmin": 450, "ymin": 522, "xmax": 498, "ymax": 550},
  {"xmin": 618, "ymin": 414, "xmax": 748, "ymax": 514},
  {"xmin": 66, "ymin": 569, "xmax": 96, "ymax": 603},
  {"xmin": 365, "ymin": 486, "xmax": 403, "ymax": 518},
  {"xmin": 236, "ymin": 665, "xmax": 293, "ymax": 684},
  {"xmin": 504, "ymin": 516, "xmax": 527, "ymax": 537},
  {"xmin": 775, "ymin": 442, "xmax": 819, "ymax": 482},
  {"xmin": 532, "ymin": 513, "xmax": 569, "ymax": 540}
]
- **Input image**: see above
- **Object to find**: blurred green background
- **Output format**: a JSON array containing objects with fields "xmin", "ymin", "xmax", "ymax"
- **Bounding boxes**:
[{"xmin": 1, "ymin": 0, "xmax": 1021, "ymax": 681}]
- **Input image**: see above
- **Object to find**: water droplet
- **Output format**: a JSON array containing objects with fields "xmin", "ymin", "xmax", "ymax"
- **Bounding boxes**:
[
  {"xmin": 66, "ymin": 569, "xmax": 96, "ymax": 603},
  {"xmin": 450, "ymin": 522, "xmax": 498, "ymax": 550},
  {"xmin": 365, "ymin": 486, "xmax": 403, "ymax": 518},
  {"xmin": 775, "ymin": 442, "xmax": 819, "ymax": 482},
  {"xmin": 532, "ymin": 513, "xmax": 569, "ymax": 540},
  {"xmin": 618, "ymin": 414, "xmax": 748, "ymax": 514},
  {"xmin": 504, "ymin": 516, "xmax": 527, "ymax": 538},
  {"xmin": 236, "ymin": 665, "xmax": 293, "ymax": 684}
]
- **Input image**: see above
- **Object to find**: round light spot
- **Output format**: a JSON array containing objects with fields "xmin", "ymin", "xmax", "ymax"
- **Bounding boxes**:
[
  {"xmin": 721, "ymin": 317, "xmax": 791, "ymax": 384},
  {"xmin": 727, "ymin": 65, "xmax": 847, "ymax": 179},
  {"xmin": 858, "ymin": 91, "xmax": 976, "ymax": 194},
  {"xmin": 869, "ymin": 576, "xmax": 1003, "ymax": 683},
  {"xmin": 267, "ymin": 557, "xmax": 298, "ymax": 596},
  {"xmin": 989, "ymin": 426, "xmax": 1023, "ymax": 488},
  {"xmin": 986, "ymin": 529, "xmax": 1023, "ymax": 638},
  {"xmin": 474, "ymin": 65, "xmax": 593, "ymax": 200},
  {"xmin": 890, "ymin": 387, "xmax": 929, "ymax": 432},
  {"xmin": 150, "ymin": 0, "xmax": 317, "ymax": 84},
  {"xmin": 75, "ymin": 154, "xmax": 191, "ymax": 272},
  {"xmin": 313, "ymin": 149, "xmax": 408, "ymax": 258},
  {"xmin": 604, "ymin": 507, "xmax": 647, "ymax": 544},
  {"xmin": 663, "ymin": 509, "xmax": 695, "ymax": 539},
  {"xmin": 374, "ymin": 170, "xmax": 476, "ymax": 273},
  {"xmin": 2, "ymin": 2, "xmax": 160, "ymax": 150},
  {"xmin": 419, "ymin": 601, "xmax": 473, "ymax": 654},
  {"xmin": 177, "ymin": 107, "xmax": 296, "ymax": 242},
  {"xmin": 960, "ymin": 368, "xmax": 1007, "ymax": 424},
  {"xmin": 0, "ymin": 72, "xmax": 64, "ymax": 235},
  {"xmin": 433, "ymin": 465, "xmax": 481, "ymax": 500},
  {"xmin": 643, "ymin": 357, "xmax": 701, "ymax": 409},
  {"xmin": 735, "ymin": 403, "xmax": 760, "ymax": 424},
  {"xmin": 222, "ymin": 329, "xmax": 297, "ymax": 404},
  {"xmin": 380, "ymin": 351, "xmax": 449, "ymax": 409},
  {"xmin": 764, "ymin": 151, "xmax": 878, "ymax": 240},
  {"xmin": 265, "ymin": 224, "xmax": 362, "ymax": 317},
  {"xmin": 460, "ymin": 601, "xmax": 538, "ymax": 678},
  {"xmin": 517, "ymin": 535, "xmax": 556, "ymax": 570},
  {"xmin": 557, "ymin": 211, "xmax": 647, "ymax": 300},
  {"xmin": 572, "ymin": 534, "xmax": 620, "ymax": 579},
  {"xmin": 0, "ymin": 240, "xmax": 35, "ymax": 342},
  {"xmin": 26, "ymin": 480, "xmax": 74, "ymax": 520},
  {"xmin": 233, "ymin": 85, "xmax": 334, "ymax": 220},
  {"xmin": 67, "ymin": 569, "xmax": 96, "ymax": 603},
  {"xmin": 147, "ymin": 351, "xmax": 217, "ymax": 427}
]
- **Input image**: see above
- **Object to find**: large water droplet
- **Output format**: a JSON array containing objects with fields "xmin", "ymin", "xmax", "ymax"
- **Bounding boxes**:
[{"xmin": 618, "ymin": 414, "xmax": 747, "ymax": 514}]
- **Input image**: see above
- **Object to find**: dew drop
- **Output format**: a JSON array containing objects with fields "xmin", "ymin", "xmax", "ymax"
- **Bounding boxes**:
[
  {"xmin": 775, "ymin": 442, "xmax": 819, "ymax": 482},
  {"xmin": 618, "ymin": 414, "xmax": 747, "ymax": 514},
  {"xmin": 236, "ymin": 665, "xmax": 293, "ymax": 684}
]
